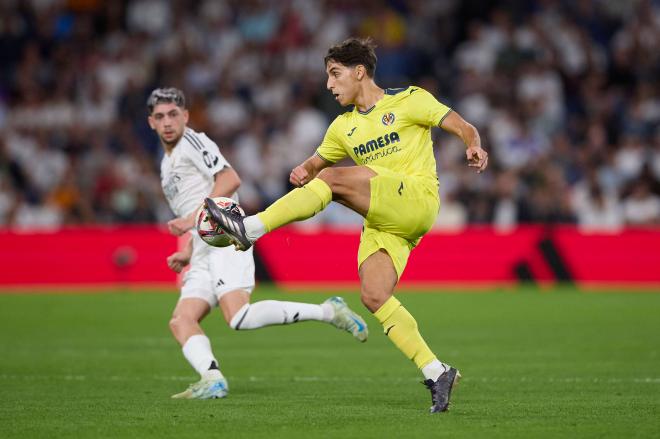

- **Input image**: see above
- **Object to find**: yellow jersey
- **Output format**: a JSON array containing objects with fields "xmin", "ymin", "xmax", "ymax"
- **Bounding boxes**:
[{"xmin": 316, "ymin": 86, "xmax": 451, "ymax": 194}]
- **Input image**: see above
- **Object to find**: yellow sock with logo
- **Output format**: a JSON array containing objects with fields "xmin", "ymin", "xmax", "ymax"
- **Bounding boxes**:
[
  {"xmin": 374, "ymin": 296, "xmax": 436, "ymax": 369},
  {"xmin": 256, "ymin": 178, "xmax": 332, "ymax": 232}
]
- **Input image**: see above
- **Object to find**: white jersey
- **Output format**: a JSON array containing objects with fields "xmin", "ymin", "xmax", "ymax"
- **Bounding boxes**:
[
  {"xmin": 159, "ymin": 126, "xmax": 255, "ymax": 307},
  {"xmin": 160, "ymin": 127, "xmax": 233, "ymax": 218}
]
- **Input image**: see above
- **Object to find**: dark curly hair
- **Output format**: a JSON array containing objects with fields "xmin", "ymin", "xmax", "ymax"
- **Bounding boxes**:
[{"xmin": 324, "ymin": 37, "xmax": 378, "ymax": 77}]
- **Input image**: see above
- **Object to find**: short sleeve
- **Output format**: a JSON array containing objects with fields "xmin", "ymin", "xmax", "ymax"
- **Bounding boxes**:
[
  {"xmin": 316, "ymin": 118, "xmax": 348, "ymax": 163},
  {"xmin": 183, "ymin": 131, "xmax": 229, "ymax": 178},
  {"xmin": 406, "ymin": 87, "xmax": 452, "ymax": 127}
]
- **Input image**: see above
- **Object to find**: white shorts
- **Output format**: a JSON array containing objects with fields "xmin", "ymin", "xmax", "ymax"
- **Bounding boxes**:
[{"xmin": 180, "ymin": 233, "xmax": 255, "ymax": 307}]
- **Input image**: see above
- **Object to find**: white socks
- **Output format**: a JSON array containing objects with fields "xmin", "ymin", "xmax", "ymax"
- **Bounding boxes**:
[
  {"xmin": 182, "ymin": 334, "xmax": 222, "ymax": 378},
  {"xmin": 421, "ymin": 359, "xmax": 449, "ymax": 382},
  {"xmin": 230, "ymin": 300, "xmax": 333, "ymax": 330},
  {"xmin": 244, "ymin": 215, "xmax": 267, "ymax": 242}
]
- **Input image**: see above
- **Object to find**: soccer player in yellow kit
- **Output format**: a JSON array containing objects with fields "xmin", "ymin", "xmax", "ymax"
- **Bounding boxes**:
[{"xmin": 206, "ymin": 37, "xmax": 488, "ymax": 413}]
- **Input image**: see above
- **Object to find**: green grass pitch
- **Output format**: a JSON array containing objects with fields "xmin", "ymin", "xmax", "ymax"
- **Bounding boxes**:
[{"xmin": 1, "ymin": 285, "xmax": 659, "ymax": 438}]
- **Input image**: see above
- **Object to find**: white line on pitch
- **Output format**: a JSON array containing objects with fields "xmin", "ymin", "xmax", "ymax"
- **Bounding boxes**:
[{"xmin": 0, "ymin": 374, "xmax": 659, "ymax": 384}]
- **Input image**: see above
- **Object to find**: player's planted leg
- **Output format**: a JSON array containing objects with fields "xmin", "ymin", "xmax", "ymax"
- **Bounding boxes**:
[
  {"xmin": 171, "ymin": 337, "xmax": 229, "ymax": 399},
  {"xmin": 169, "ymin": 301, "xmax": 229, "ymax": 399},
  {"xmin": 361, "ymin": 250, "xmax": 459, "ymax": 413}
]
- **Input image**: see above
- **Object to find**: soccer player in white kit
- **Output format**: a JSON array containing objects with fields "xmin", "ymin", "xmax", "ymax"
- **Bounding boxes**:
[{"xmin": 148, "ymin": 88, "xmax": 368, "ymax": 399}]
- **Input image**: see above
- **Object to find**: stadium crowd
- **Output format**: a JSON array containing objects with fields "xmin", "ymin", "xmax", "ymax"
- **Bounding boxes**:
[{"xmin": 0, "ymin": 0, "xmax": 659, "ymax": 230}]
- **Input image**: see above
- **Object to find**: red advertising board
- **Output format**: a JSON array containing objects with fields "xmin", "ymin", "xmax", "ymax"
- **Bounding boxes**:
[
  {"xmin": 0, "ymin": 226, "xmax": 177, "ymax": 287},
  {"xmin": 0, "ymin": 226, "xmax": 658, "ymax": 289},
  {"xmin": 256, "ymin": 226, "xmax": 660, "ymax": 289}
]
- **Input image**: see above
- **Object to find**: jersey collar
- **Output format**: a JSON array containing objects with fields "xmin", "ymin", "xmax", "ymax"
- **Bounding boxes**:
[
  {"xmin": 355, "ymin": 87, "xmax": 402, "ymax": 115},
  {"xmin": 356, "ymin": 105, "xmax": 376, "ymax": 115}
]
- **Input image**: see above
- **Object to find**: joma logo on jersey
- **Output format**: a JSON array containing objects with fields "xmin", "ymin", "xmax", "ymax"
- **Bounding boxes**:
[
  {"xmin": 353, "ymin": 131, "xmax": 400, "ymax": 156},
  {"xmin": 382, "ymin": 112, "xmax": 395, "ymax": 126}
]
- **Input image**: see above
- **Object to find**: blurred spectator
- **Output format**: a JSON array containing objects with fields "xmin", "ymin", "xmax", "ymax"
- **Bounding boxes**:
[
  {"xmin": 0, "ymin": 0, "xmax": 658, "ymax": 229},
  {"xmin": 622, "ymin": 180, "xmax": 660, "ymax": 225},
  {"xmin": 572, "ymin": 176, "xmax": 624, "ymax": 232},
  {"xmin": 492, "ymin": 171, "xmax": 520, "ymax": 231}
]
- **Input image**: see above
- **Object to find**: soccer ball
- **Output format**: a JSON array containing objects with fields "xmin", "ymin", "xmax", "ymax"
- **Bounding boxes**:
[{"xmin": 196, "ymin": 197, "xmax": 245, "ymax": 247}]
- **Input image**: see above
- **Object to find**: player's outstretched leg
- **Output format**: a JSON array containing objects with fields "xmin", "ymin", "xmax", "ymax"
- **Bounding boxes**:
[
  {"xmin": 224, "ymin": 293, "xmax": 368, "ymax": 342},
  {"xmin": 204, "ymin": 178, "xmax": 334, "ymax": 251}
]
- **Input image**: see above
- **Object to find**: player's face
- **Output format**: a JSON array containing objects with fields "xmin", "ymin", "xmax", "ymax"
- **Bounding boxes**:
[
  {"xmin": 326, "ymin": 61, "xmax": 360, "ymax": 106},
  {"xmin": 148, "ymin": 103, "xmax": 189, "ymax": 146}
]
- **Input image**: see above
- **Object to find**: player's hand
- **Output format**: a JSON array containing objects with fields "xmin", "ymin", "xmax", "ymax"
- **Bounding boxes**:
[
  {"xmin": 290, "ymin": 165, "xmax": 310, "ymax": 187},
  {"xmin": 167, "ymin": 216, "xmax": 194, "ymax": 236},
  {"xmin": 167, "ymin": 251, "xmax": 191, "ymax": 273},
  {"xmin": 466, "ymin": 146, "xmax": 488, "ymax": 173}
]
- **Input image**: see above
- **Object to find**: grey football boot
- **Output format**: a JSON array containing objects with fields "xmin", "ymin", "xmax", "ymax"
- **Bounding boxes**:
[
  {"xmin": 423, "ymin": 367, "xmax": 461, "ymax": 413},
  {"xmin": 204, "ymin": 197, "xmax": 252, "ymax": 251}
]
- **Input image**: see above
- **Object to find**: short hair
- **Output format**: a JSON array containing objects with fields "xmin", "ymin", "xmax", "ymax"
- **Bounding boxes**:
[
  {"xmin": 324, "ymin": 37, "xmax": 378, "ymax": 77},
  {"xmin": 147, "ymin": 87, "xmax": 185, "ymax": 114}
]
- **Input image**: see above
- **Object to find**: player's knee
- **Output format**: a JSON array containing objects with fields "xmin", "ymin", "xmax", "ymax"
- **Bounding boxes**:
[
  {"xmin": 360, "ymin": 295, "xmax": 380, "ymax": 313},
  {"xmin": 227, "ymin": 314, "xmax": 241, "ymax": 330},
  {"xmin": 228, "ymin": 303, "xmax": 250, "ymax": 330},
  {"xmin": 316, "ymin": 168, "xmax": 338, "ymax": 189},
  {"xmin": 169, "ymin": 314, "xmax": 193, "ymax": 336},
  {"xmin": 360, "ymin": 288, "xmax": 386, "ymax": 313},
  {"xmin": 168, "ymin": 315, "xmax": 182, "ymax": 334},
  {"xmin": 318, "ymin": 168, "xmax": 353, "ymax": 199}
]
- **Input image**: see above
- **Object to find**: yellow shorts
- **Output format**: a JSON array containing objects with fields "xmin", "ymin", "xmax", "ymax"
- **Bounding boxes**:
[{"xmin": 357, "ymin": 165, "xmax": 439, "ymax": 278}]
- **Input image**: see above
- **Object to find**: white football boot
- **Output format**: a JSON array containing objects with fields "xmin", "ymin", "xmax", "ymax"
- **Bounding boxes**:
[
  {"xmin": 171, "ymin": 376, "xmax": 228, "ymax": 400},
  {"xmin": 324, "ymin": 296, "xmax": 368, "ymax": 342}
]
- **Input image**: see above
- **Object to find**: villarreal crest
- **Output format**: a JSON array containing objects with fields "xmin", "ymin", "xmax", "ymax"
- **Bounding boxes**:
[{"xmin": 382, "ymin": 112, "xmax": 396, "ymax": 126}]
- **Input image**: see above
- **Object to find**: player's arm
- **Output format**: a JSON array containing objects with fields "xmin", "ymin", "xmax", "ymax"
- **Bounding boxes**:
[
  {"xmin": 291, "ymin": 118, "xmax": 345, "ymax": 187},
  {"xmin": 209, "ymin": 166, "xmax": 241, "ymax": 198},
  {"xmin": 167, "ymin": 167, "xmax": 241, "ymax": 236},
  {"xmin": 167, "ymin": 237, "xmax": 192, "ymax": 273},
  {"xmin": 290, "ymin": 154, "xmax": 332, "ymax": 188},
  {"xmin": 439, "ymin": 111, "xmax": 488, "ymax": 173}
]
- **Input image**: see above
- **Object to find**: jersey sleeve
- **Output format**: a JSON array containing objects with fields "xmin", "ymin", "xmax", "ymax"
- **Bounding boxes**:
[
  {"xmin": 183, "ymin": 131, "xmax": 229, "ymax": 178},
  {"xmin": 316, "ymin": 118, "xmax": 348, "ymax": 163},
  {"xmin": 406, "ymin": 87, "xmax": 452, "ymax": 127}
]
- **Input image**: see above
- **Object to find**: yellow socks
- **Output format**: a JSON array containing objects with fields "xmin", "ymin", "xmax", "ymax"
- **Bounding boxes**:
[
  {"xmin": 256, "ymin": 178, "xmax": 332, "ymax": 232},
  {"xmin": 374, "ymin": 296, "xmax": 436, "ymax": 369}
]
